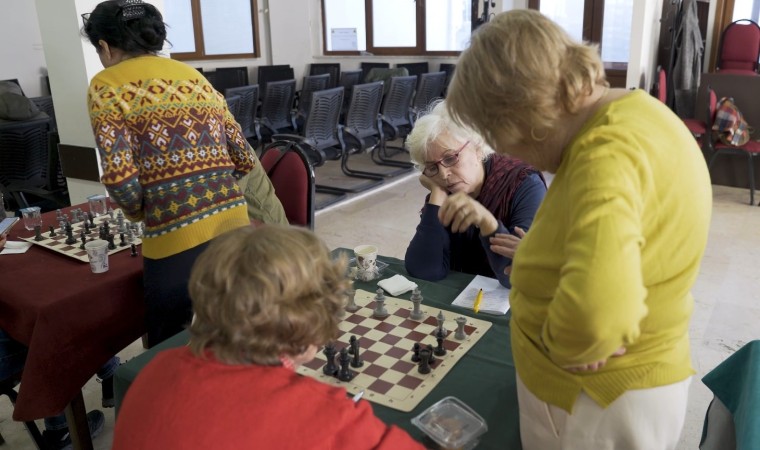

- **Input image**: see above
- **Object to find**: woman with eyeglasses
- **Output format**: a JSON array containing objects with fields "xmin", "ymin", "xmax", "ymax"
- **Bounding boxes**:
[{"xmin": 404, "ymin": 101, "xmax": 546, "ymax": 288}]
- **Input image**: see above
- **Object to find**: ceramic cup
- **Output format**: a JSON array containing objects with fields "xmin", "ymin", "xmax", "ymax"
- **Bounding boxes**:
[
  {"xmin": 20, "ymin": 206, "xmax": 42, "ymax": 231},
  {"xmin": 85, "ymin": 239, "xmax": 109, "ymax": 274},
  {"xmin": 353, "ymin": 244, "xmax": 378, "ymax": 276}
]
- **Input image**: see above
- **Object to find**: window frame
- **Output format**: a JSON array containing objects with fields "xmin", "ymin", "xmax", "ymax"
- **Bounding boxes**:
[
  {"xmin": 321, "ymin": 0, "xmax": 467, "ymax": 56},
  {"xmin": 170, "ymin": 0, "xmax": 260, "ymax": 61}
]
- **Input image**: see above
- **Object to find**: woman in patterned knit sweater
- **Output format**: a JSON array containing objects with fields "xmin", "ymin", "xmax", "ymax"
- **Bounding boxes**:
[{"xmin": 83, "ymin": 0, "xmax": 277, "ymax": 346}]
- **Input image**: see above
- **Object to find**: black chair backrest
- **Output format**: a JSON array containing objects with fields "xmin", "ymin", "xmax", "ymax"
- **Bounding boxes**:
[
  {"xmin": 225, "ymin": 95, "xmax": 242, "ymax": 122},
  {"xmin": 309, "ymin": 63, "xmax": 341, "ymax": 88},
  {"xmin": 344, "ymin": 81, "xmax": 384, "ymax": 143},
  {"xmin": 297, "ymin": 74, "xmax": 331, "ymax": 119},
  {"xmin": 0, "ymin": 117, "xmax": 51, "ymax": 189},
  {"xmin": 339, "ymin": 70, "xmax": 363, "ymax": 89},
  {"xmin": 361, "ymin": 62, "xmax": 390, "ymax": 82},
  {"xmin": 211, "ymin": 67, "xmax": 249, "ymax": 93},
  {"xmin": 260, "ymin": 79, "xmax": 296, "ymax": 131},
  {"xmin": 397, "ymin": 62, "xmax": 429, "ymax": 79},
  {"xmin": 381, "ymin": 76, "xmax": 417, "ymax": 127},
  {"xmin": 258, "ymin": 65, "xmax": 295, "ymax": 99},
  {"xmin": 302, "ymin": 86, "xmax": 344, "ymax": 150},
  {"xmin": 225, "ymin": 85, "xmax": 259, "ymax": 139},
  {"xmin": 439, "ymin": 63, "xmax": 456, "ymax": 95},
  {"xmin": 30, "ymin": 96, "xmax": 57, "ymax": 131},
  {"xmin": 413, "ymin": 71, "xmax": 447, "ymax": 113}
]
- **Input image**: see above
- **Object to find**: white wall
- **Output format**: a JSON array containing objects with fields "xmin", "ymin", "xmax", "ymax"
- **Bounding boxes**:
[
  {"xmin": 0, "ymin": 0, "xmax": 48, "ymax": 97},
  {"xmin": 626, "ymin": 0, "xmax": 665, "ymax": 91}
]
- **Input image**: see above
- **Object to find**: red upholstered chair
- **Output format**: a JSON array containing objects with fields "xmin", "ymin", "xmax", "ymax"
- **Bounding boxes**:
[
  {"xmin": 655, "ymin": 66, "xmax": 714, "ymax": 149},
  {"xmin": 715, "ymin": 20, "xmax": 760, "ymax": 75},
  {"xmin": 260, "ymin": 141, "xmax": 317, "ymax": 228},
  {"xmin": 706, "ymin": 87, "xmax": 760, "ymax": 205}
]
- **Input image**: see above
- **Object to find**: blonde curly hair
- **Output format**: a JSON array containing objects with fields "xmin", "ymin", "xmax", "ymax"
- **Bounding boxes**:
[
  {"xmin": 447, "ymin": 9, "xmax": 608, "ymax": 150},
  {"xmin": 188, "ymin": 225, "xmax": 349, "ymax": 366}
]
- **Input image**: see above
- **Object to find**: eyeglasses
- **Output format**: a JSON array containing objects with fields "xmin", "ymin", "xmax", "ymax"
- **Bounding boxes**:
[{"xmin": 422, "ymin": 141, "xmax": 469, "ymax": 177}]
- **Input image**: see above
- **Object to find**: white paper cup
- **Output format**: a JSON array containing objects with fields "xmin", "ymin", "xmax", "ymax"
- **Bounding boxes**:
[
  {"xmin": 353, "ymin": 244, "xmax": 378, "ymax": 274},
  {"xmin": 85, "ymin": 239, "xmax": 109, "ymax": 273}
]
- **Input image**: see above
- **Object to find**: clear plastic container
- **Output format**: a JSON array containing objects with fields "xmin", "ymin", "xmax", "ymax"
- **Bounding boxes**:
[{"xmin": 411, "ymin": 396, "xmax": 488, "ymax": 450}]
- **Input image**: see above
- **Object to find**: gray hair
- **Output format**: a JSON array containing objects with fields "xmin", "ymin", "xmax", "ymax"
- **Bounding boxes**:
[{"xmin": 405, "ymin": 100, "xmax": 494, "ymax": 170}]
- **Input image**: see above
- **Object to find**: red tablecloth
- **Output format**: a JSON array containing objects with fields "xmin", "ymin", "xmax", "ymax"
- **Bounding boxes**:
[{"xmin": 0, "ymin": 204, "xmax": 145, "ymax": 421}]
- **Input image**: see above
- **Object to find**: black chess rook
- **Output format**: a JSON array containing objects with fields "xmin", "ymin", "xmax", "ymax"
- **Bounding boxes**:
[{"xmin": 418, "ymin": 348, "xmax": 432, "ymax": 374}]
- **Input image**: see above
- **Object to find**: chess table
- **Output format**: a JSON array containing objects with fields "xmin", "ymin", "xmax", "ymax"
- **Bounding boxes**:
[
  {"xmin": 0, "ymin": 203, "xmax": 145, "ymax": 450},
  {"xmin": 113, "ymin": 250, "xmax": 520, "ymax": 449}
]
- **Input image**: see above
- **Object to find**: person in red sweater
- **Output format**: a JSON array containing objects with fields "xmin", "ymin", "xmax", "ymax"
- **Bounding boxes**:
[{"xmin": 113, "ymin": 225, "xmax": 425, "ymax": 450}]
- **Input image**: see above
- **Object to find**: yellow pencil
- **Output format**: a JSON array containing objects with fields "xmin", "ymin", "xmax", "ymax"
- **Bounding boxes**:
[{"xmin": 473, "ymin": 288, "xmax": 483, "ymax": 314}]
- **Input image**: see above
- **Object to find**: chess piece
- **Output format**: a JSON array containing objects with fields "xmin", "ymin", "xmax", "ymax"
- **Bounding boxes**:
[
  {"xmin": 48, "ymin": 225, "xmax": 56, "ymax": 238},
  {"xmin": 106, "ymin": 234, "xmax": 116, "ymax": 250},
  {"xmin": 322, "ymin": 343, "xmax": 338, "ymax": 376},
  {"xmin": 88, "ymin": 212, "xmax": 95, "ymax": 227},
  {"xmin": 119, "ymin": 232, "xmax": 126, "ymax": 247},
  {"xmin": 411, "ymin": 343, "xmax": 421, "ymax": 363},
  {"xmin": 410, "ymin": 287, "xmax": 424, "ymax": 321},
  {"xmin": 80, "ymin": 232, "xmax": 87, "ymax": 250},
  {"xmin": 71, "ymin": 209, "xmax": 78, "ymax": 223},
  {"xmin": 64, "ymin": 222, "xmax": 76, "ymax": 245},
  {"xmin": 345, "ymin": 283, "xmax": 360, "ymax": 312},
  {"xmin": 426, "ymin": 344, "xmax": 436, "ymax": 364},
  {"xmin": 434, "ymin": 327, "xmax": 447, "ymax": 356},
  {"xmin": 350, "ymin": 337, "xmax": 363, "ymax": 368},
  {"xmin": 454, "ymin": 317, "xmax": 468, "ymax": 340},
  {"xmin": 116, "ymin": 210, "xmax": 125, "ymax": 232},
  {"xmin": 337, "ymin": 348, "xmax": 355, "ymax": 381},
  {"xmin": 34, "ymin": 225, "xmax": 43, "ymax": 242},
  {"xmin": 418, "ymin": 348, "xmax": 432, "ymax": 374},
  {"xmin": 372, "ymin": 288, "xmax": 389, "ymax": 319},
  {"xmin": 347, "ymin": 335, "xmax": 356, "ymax": 354},
  {"xmin": 55, "ymin": 209, "xmax": 63, "ymax": 221},
  {"xmin": 83, "ymin": 220, "xmax": 91, "ymax": 234},
  {"xmin": 436, "ymin": 311, "xmax": 447, "ymax": 336},
  {"xmin": 108, "ymin": 207, "xmax": 114, "ymax": 219},
  {"xmin": 130, "ymin": 243, "xmax": 138, "ymax": 257}
]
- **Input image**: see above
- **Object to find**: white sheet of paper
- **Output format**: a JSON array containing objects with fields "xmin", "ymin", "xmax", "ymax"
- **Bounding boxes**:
[
  {"xmin": 0, "ymin": 240, "xmax": 33, "ymax": 255},
  {"xmin": 451, "ymin": 275, "xmax": 510, "ymax": 315}
]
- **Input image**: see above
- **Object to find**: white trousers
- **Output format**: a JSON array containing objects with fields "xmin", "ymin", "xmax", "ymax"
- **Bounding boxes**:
[{"xmin": 516, "ymin": 375, "xmax": 691, "ymax": 450}]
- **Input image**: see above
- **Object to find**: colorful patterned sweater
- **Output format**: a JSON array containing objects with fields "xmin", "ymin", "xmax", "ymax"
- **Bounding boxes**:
[{"xmin": 87, "ymin": 55, "xmax": 254, "ymax": 259}]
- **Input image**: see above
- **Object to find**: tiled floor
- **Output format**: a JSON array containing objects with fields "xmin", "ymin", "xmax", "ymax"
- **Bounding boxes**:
[{"xmin": 1, "ymin": 178, "xmax": 758, "ymax": 449}]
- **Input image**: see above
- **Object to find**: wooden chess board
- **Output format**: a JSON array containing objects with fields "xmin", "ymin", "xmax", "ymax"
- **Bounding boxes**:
[
  {"xmin": 20, "ymin": 209, "xmax": 142, "ymax": 263},
  {"xmin": 297, "ymin": 289, "xmax": 492, "ymax": 412}
]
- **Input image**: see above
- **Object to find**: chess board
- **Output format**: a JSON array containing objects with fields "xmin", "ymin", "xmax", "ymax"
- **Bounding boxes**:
[
  {"xmin": 20, "ymin": 209, "xmax": 142, "ymax": 262},
  {"xmin": 297, "ymin": 289, "xmax": 492, "ymax": 412}
]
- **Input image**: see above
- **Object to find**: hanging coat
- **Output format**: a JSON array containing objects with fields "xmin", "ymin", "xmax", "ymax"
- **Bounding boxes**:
[{"xmin": 673, "ymin": 0, "xmax": 703, "ymax": 118}]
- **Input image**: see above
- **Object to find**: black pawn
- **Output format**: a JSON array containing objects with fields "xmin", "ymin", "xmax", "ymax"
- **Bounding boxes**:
[
  {"xmin": 347, "ymin": 335, "xmax": 357, "ymax": 355},
  {"xmin": 48, "ymin": 225, "xmax": 56, "ymax": 238},
  {"xmin": 411, "ymin": 343, "xmax": 421, "ymax": 363},
  {"xmin": 434, "ymin": 328, "xmax": 447, "ymax": 356},
  {"xmin": 34, "ymin": 225, "xmax": 43, "ymax": 242},
  {"xmin": 426, "ymin": 344, "xmax": 436, "ymax": 364},
  {"xmin": 322, "ymin": 343, "xmax": 338, "ymax": 376},
  {"xmin": 80, "ymin": 232, "xmax": 87, "ymax": 250},
  {"xmin": 84, "ymin": 220, "xmax": 91, "ymax": 234},
  {"xmin": 337, "ymin": 348, "xmax": 355, "ymax": 381},
  {"xmin": 88, "ymin": 213, "xmax": 95, "ymax": 226},
  {"xmin": 130, "ymin": 243, "xmax": 138, "ymax": 257},
  {"xmin": 119, "ymin": 232, "xmax": 126, "ymax": 247},
  {"xmin": 350, "ymin": 337, "xmax": 363, "ymax": 368},
  {"xmin": 418, "ymin": 348, "xmax": 432, "ymax": 374},
  {"xmin": 106, "ymin": 234, "xmax": 116, "ymax": 250}
]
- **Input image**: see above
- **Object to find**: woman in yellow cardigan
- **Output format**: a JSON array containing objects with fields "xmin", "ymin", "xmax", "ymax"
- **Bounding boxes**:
[{"xmin": 447, "ymin": 10, "xmax": 712, "ymax": 450}]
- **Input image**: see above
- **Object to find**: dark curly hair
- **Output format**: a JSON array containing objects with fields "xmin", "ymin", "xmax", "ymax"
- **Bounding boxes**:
[{"xmin": 82, "ymin": 0, "xmax": 166, "ymax": 55}]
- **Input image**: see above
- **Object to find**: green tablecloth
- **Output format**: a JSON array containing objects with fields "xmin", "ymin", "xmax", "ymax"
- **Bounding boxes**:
[{"xmin": 114, "ymin": 251, "xmax": 520, "ymax": 449}]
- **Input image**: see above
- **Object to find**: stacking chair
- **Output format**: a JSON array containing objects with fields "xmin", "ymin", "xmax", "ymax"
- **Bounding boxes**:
[
  {"xmin": 30, "ymin": 95, "xmax": 57, "ymax": 131},
  {"xmin": 375, "ymin": 76, "xmax": 417, "ymax": 168},
  {"xmin": 365, "ymin": 67, "xmax": 410, "ymax": 96},
  {"xmin": 257, "ymin": 65, "xmax": 295, "ymax": 100},
  {"xmin": 396, "ymin": 62, "xmax": 429, "ymax": 79},
  {"xmin": 225, "ymin": 84, "xmax": 259, "ymax": 143},
  {"xmin": 706, "ymin": 87, "xmax": 760, "ymax": 205},
  {"xmin": 411, "ymin": 71, "xmax": 447, "ymax": 122},
  {"xmin": 225, "ymin": 95, "xmax": 242, "ymax": 119},
  {"xmin": 656, "ymin": 66, "xmax": 714, "ymax": 149},
  {"xmin": 1, "ymin": 375, "xmax": 46, "ymax": 448},
  {"xmin": 342, "ymin": 81, "xmax": 409, "ymax": 178},
  {"xmin": 360, "ymin": 62, "xmax": 390, "ymax": 82},
  {"xmin": 293, "ymin": 74, "xmax": 330, "ymax": 131},
  {"xmin": 309, "ymin": 63, "xmax": 341, "ymax": 88},
  {"xmin": 211, "ymin": 66, "xmax": 249, "ymax": 93},
  {"xmin": 254, "ymin": 79, "xmax": 296, "ymax": 144},
  {"xmin": 260, "ymin": 141, "xmax": 321, "ymax": 228},
  {"xmin": 715, "ymin": 20, "xmax": 760, "ymax": 75},
  {"xmin": 339, "ymin": 70, "xmax": 363, "ymax": 115},
  {"xmin": 439, "ymin": 63, "xmax": 456, "ymax": 96}
]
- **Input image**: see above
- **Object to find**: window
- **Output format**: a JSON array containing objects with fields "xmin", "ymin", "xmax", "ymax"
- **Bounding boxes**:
[
  {"xmin": 322, "ymin": 0, "xmax": 471, "ymax": 55},
  {"xmin": 529, "ymin": 0, "xmax": 633, "ymax": 86},
  {"xmin": 732, "ymin": 0, "xmax": 760, "ymax": 21},
  {"xmin": 165, "ymin": 0, "xmax": 260, "ymax": 60}
]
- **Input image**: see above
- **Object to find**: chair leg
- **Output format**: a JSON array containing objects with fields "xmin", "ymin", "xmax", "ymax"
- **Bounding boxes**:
[{"xmin": 340, "ymin": 150, "xmax": 395, "ymax": 179}]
